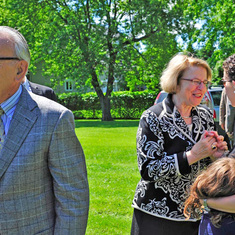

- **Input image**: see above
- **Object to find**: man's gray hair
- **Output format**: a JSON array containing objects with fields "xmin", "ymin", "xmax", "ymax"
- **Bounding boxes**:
[{"xmin": 0, "ymin": 26, "xmax": 30, "ymax": 68}]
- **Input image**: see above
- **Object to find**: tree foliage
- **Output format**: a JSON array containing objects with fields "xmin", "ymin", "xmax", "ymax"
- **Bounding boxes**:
[
  {"xmin": 0, "ymin": 0, "xmax": 185, "ymax": 120},
  {"xmin": 182, "ymin": 0, "xmax": 235, "ymax": 82},
  {"xmin": 0, "ymin": 0, "xmax": 234, "ymax": 120}
]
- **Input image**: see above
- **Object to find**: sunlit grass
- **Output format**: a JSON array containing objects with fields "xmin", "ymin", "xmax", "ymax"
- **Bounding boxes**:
[{"xmin": 75, "ymin": 120, "xmax": 140, "ymax": 235}]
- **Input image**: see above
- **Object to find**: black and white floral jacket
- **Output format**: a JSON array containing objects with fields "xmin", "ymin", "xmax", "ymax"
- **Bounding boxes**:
[{"xmin": 132, "ymin": 94, "xmax": 215, "ymax": 221}]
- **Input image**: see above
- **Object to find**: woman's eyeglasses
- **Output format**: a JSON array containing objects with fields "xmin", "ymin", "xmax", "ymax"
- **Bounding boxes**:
[{"xmin": 181, "ymin": 78, "xmax": 211, "ymax": 87}]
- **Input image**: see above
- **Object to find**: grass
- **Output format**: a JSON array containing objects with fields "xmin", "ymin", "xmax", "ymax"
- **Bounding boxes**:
[{"xmin": 75, "ymin": 119, "xmax": 140, "ymax": 235}]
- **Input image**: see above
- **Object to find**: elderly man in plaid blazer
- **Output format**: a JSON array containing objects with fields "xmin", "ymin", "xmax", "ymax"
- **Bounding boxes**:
[{"xmin": 0, "ymin": 26, "xmax": 89, "ymax": 234}]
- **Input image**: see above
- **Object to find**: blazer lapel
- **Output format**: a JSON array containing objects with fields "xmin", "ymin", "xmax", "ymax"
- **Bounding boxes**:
[{"xmin": 0, "ymin": 88, "xmax": 38, "ymax": 179}]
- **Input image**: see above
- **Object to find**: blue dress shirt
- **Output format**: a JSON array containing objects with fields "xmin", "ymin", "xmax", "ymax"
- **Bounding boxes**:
[{"xmin": 0, "ymin": 85, "xmax": 22, "ymax": 136}]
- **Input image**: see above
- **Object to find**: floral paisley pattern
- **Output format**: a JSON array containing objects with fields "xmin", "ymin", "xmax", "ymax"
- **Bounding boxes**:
[{"xmin": 132, "ymin": 96, "xmax": 214, "ymax": 221}]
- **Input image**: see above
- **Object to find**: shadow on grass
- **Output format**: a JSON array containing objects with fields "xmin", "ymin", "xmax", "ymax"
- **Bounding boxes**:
[{"xmin": 75, "ymin": 119, "xmax": 139, "ymax": 128}]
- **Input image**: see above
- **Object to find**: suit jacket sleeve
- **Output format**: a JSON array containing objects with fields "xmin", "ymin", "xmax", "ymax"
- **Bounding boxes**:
[
  {"xmin": 48, "ymin": 109, "xmax": 89, "ymax": 234},
  {"xmin": 226, "ymin": 102, "xmax": 235, "ymax": 134},
  {"xmin": 219, "ymin": 89, "xmax": 226, "ymax": 126},
  {"xmin": 29, "ymin": 81, "xmax": 57, "ymax": 101},
  {"xmin": 45, "ymin": 89, "xmax": 57, "ymax": 102}
]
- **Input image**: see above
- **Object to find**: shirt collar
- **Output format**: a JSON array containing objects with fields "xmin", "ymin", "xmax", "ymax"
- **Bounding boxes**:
[
  {"xmin": 22, "ymin": 76, "xmax": 32, "ymax": 92},
  {"xmin": 0, "ymin": 85, "xmax": 22, "ymax": 115}
]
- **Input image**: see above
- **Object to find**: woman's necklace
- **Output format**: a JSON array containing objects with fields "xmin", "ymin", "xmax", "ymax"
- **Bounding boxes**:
[
  {"xmin": 162, "ymin": 98, "xmax": 202, "ymax": 145},
  {"xmin": 173, "ymin": 97, "xmax": 192, "ymax": 119},
  {"xmin": 175, "ymin": 105, "xmax": 192, "ymax": 119},
  {"xmin": 181, "ymin": 115, "xmax": 192, "ymax": 119},
  {"xmin": 172, "ymin": 106, "xmax": 201, "ymax": 144}
]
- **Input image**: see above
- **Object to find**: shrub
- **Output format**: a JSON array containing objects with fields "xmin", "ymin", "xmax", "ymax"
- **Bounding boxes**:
[{"xmin": 57, "ymin": 90, "xmax": 158, "ymax": 119}]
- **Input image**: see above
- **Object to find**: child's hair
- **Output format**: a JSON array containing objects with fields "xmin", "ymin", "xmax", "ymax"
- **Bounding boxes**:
[{"xmin": 184, "ymin": 156, "xmax": 235, "ymax": 227}]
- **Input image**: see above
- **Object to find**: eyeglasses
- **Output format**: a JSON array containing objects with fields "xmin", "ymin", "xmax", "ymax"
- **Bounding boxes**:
[
  {"xmin": 221, "ymin": 79, "xmax": 233, "ymax": 85},
  {"xmin": 0, "ymin": 57, "xmax": 20, "ymax": 60},
  {"xmin": 181, "ymin": 78, "xmax": 210, "ymax": 87}
]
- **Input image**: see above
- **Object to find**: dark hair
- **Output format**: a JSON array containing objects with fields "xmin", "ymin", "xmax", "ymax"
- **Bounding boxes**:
[{"xmin": 223, "ymin": 54, "xmax": 235, "ymax": 81}]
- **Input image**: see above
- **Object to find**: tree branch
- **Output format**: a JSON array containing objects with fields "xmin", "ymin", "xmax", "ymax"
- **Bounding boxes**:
[{"xmin": 123, "ymin": 28, "xmax": 159, "ymax": 46}]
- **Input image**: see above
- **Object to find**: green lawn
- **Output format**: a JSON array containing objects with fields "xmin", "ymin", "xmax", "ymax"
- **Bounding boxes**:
[{"xmin": 75, "ymin": 119, "xmax": 140, "ymax": 235}]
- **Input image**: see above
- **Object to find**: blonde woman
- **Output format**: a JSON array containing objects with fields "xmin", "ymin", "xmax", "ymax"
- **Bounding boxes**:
[{"xmin": 131, "ymin": 53, "xmax": 227, "ymax": 235}]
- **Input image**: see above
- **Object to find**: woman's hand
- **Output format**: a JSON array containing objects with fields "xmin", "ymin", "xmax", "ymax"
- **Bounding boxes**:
[
  {"xmin": 210, "ymin": 134, "xmax": 228, "ymax": 160},
  {"xmin": 186, "ymin": 131, "xmax": 227, "ymax": 165},
  {"xmin": 186, "ymin": 131, "xmax": 217, "ymax": 165},
  {"xmin": 206, "ymin": 131, "xmax": 228, "ymax": 159}
]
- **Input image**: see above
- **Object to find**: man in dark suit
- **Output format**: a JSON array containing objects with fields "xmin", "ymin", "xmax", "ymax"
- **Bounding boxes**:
[
  {"xmin": 0, "ymin": 26, "xmax": 89, "ymax": 234},
  {"xmin": 22, "ymin": 76, "xmax": 57, "ymax": 101}
]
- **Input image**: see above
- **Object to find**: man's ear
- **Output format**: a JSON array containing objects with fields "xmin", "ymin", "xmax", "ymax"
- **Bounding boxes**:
[{"xmin": 15, "ymin": 60, "xmax": 29, "ymax": 82}]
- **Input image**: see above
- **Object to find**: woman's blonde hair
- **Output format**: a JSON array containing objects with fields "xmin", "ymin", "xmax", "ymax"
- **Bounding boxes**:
[
  {"xmin": 184, "ymin": 156, "xmax": 235, "ymax": 227},
  {"xmin": 160, "ymin": 53, "xmax": 212, "ymax": 94}
]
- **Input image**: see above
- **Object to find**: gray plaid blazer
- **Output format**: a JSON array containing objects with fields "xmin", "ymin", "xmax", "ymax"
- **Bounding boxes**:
[{"xmin": 0, "ymin": 87, "xmax": 89, "ymax": 234}]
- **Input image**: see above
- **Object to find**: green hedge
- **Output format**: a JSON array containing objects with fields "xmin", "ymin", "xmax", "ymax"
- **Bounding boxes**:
[{"xmin": 57, "ymin": 90, "xmax": 158, "ymax": 119}]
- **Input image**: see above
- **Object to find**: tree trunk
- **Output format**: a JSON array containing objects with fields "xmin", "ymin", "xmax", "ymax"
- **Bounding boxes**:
[
  {"xmin": 91, "ymin": 69, "xmax": 113, "ymax": 121},
  {"xmin": 100, "ymin": 95, "xmax": 113, "ymax": 121}
]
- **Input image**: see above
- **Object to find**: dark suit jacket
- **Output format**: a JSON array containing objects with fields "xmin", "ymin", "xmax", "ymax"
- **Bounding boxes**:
[
  {"xmin": 29, "ymin": 81, "xmax": 57, "ymax": 101},
  {"xmin": 0, "ymin": 87, "xmax": 89, "ymax": 234}
]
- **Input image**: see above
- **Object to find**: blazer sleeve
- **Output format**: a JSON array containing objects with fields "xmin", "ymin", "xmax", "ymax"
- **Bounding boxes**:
[
  {"xmin": 219, "ymin": 89, "xmax": 226, "ymax": 126},
  {"xmin": 137, "ymin": 110, "xmax": 191, "ymax": 181},
  {"xmin": 29, "ymin": 81, "xmax": 57, "ymax": 101},
  {"xmin": 45, "ymin": 89, "xmax": 57, "ymax": 102},
  {"xmin": 226, "ymin": 103, "xmax": 235, "ymax": 134},
  {"xmin": 48, "ymin": 109, "xmax": 89, "ymax": 235}
]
